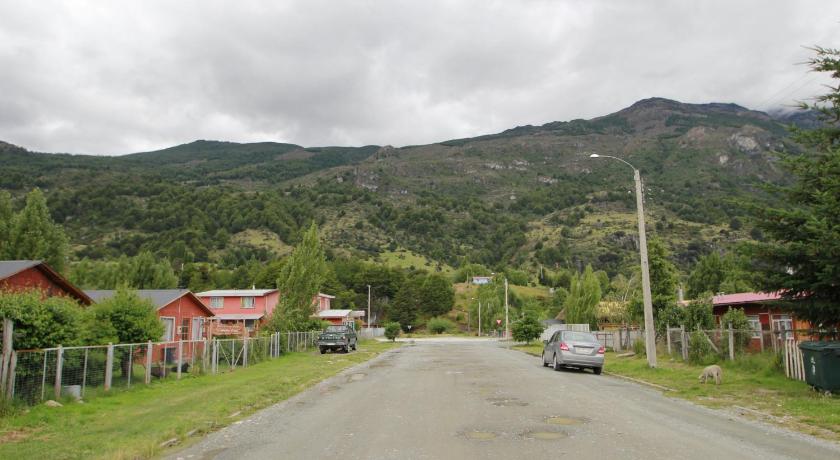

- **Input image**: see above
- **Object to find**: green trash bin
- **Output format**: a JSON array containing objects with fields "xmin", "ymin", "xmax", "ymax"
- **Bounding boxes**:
[{"xmin": 798, "ymin": 341, "xmax": 840, "ymax": 392}]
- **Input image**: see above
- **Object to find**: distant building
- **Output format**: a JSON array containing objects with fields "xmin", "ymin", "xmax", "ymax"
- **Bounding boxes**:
[
  {"xmin": 196, "ymin": 289, "xmax": 279, "ymax": 335},
  {"xmin": 314, "ymin": 309, "xmax": 366, "ymax": 326},
  {"xmin": 712, "ymin": 292, "xmax": 815, "ymax": 348},
  {"xmin": 0, "ymin": 260, "xmax": 92, "ymax": 305},
  {"xmin": 472, "ymin": 276, "xmax": 492, "ymax": 285}
]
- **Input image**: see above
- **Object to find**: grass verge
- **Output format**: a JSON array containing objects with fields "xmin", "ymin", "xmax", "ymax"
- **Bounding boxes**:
[
  {"xmin": 0, "ymin": 340, "xmax": 399, "ymax": 459},
  {"xmin": 511, "ymin": 344, "xmax": 840, "ymax": 441}
]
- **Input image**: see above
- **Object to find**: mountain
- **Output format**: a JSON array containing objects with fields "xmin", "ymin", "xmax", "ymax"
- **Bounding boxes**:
[{"xmin": 0, "ymin": 98, "xmax": 806, "ymax": 277}]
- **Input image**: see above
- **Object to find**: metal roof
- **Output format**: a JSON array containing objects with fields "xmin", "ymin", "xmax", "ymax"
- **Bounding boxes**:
[
  {"xmin": 712, "ymin": 292, "xmax": 783, "ymax": 306},
  {"xmin": 0, "ymin": 260, "xmax": 41, "ymax": 280},
  {"xmin": 196, "ymin": 289, "xmax": 277, "ymax": 297},
  {"xmin": 213, "ymin": 313, "xmax": 264, "ymax": 320},
  {"xmin": 85, "ymin": 289, "xmax": 194, "ymax": 310},
  {"xmin": 316, "ymin": 309, "xmax": 365, "ymax": 318}
]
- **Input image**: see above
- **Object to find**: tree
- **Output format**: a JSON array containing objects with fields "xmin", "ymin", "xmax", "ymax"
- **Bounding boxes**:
[
  {"xmin": 743, "ymin": 46, "xmax": 840, "ymax": 327},
  {"xmin": 0, "ymin": 191, "xmax": 12, "ymax": 258},
  {"xmin": 0, "ymin": 290, "xmax": 85, "ymax": 349},
  {"xmin": 686, "ymin": 252, "xmax": 751, "ymax": 299},
  {"xmin": 6, "ymin": 189, "xmax": 69, "ymax": 272},
  {"xmin": 563, "ymin": 265, "xmax": 601, "ymax": 329},
  {"xmin": 419, "ymin": 273, "xmax": 454, "ymax": 317},
  {"xmin": 511, "ymin": 311, "xmax": 545, "ymax": 343},
  {"xmin": 390, "ymin": 276, "xmax": 423, "ymax": 332},
  {"xmin": 269, "ymin": 223, "xmax": 326, "ymax": 331},
  {"xmin": 83, "ymin": 287, "xmax": 164, "ymax": 379}
]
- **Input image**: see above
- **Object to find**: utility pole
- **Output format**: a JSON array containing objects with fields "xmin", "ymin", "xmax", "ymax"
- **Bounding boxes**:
[
  {"xmin": 504, "ymin": 278, "xmax": 510, "ymax": 340},
  {"xmin": 367, "ymin": 284, "xmax": 371, "ymax": 332},
  {"xmin": 478, "ymin": 300, "xmax": 482, "ymax": 337},
  {"xmin": 589, "ymin": 153, "xmax": 656, "ymax": 368}
]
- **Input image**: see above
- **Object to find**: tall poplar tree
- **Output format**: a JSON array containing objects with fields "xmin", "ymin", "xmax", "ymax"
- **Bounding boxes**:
[
  {"xmin": 7, "ymin": 189, "xmax": 69, "ymax": 272},
  {"xmin": 269, "ymin": 223, "xmax": 326, "ymax": 331}
]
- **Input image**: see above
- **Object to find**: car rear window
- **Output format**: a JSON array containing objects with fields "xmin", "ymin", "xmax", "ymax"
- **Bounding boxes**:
[{"xmin": 564, "ymin": 332, "xmax": 597, "ymax": 342}]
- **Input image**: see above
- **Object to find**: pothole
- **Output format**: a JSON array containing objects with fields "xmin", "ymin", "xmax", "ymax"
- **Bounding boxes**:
[
  {"xmin": 545, "ymin": 416, "xmax": 586, "ymax": 425},
  {"xmin": 464, "ymin": 431, "xmax": 497, "ymax": 440},
  {"xmin": 523, "ymin": 430, "xmax": 568, "ymax": 441}
]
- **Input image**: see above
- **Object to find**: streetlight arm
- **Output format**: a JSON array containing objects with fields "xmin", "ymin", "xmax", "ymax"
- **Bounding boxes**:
[{"xmin": 589, "ymin": 153, "xmax": 637, "ymax": 172}]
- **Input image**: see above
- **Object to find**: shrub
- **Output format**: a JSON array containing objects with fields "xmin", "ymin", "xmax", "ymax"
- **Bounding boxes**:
[
  {"xmin": 688, "ymin": 331, "xmax": 718, "ymax": 365},
  {"xmin": 632, "ymin": 336, "xmax": 646, "ymax": 356},
  {"xmin": 511, "ymin": 312, "xmax": 544, "ymax": 343},
  {"xmin": 720, "ymin": 309, "xmax": 752, "ymax": 356},
  {"xmin": 427, "ymin": 317, "xmax": 455, "ymax": 334},
  {"xmin": 384, "ymin": 322, "xmax": 400, "ymax": 341}
]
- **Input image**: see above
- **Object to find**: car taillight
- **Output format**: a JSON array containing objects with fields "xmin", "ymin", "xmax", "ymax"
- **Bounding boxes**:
[
  {"xmin": 597, "ymin": 346, "xmax": 605, "ymax": 354},
  {"xmin": 559, "ymin": 342, "xmax": 569, "ymax": 351}
]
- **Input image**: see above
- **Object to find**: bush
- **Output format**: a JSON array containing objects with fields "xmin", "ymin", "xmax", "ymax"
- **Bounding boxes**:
[
  {"xmin": 720, "ymin": 309, "xmax": 752, "ymax": 356},
  {"xmin": 688, "ymin": 331, "xmax": 718, "ymax": 365},
  {"xmin": 384, "ymin": 322, "xmax": 400, "ymax": 341},
  {"xmin": 633, "ymin": 337, "xmax": 646, "ymax": 356},
  {"xmin": 511, "ymin": 312, "xmax": 544, "ymax": 343},
  {"xmin": 427, "ymin": 317, "xmax": 455, "ymax": 334}
]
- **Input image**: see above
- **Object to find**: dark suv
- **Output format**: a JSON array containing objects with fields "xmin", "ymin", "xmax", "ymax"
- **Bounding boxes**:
[{"xmin": 318, "ymin": 325, "xmax": 358, "ymax": 354}]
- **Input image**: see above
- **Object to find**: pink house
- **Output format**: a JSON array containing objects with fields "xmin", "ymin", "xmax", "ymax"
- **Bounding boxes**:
[
  {"xmin": 197, "ymin": 289, "xmax": 279, "ymax": 335},
  {"xmin": 315, "ymin": 293, "xmax": 335, "ymax": 312}
]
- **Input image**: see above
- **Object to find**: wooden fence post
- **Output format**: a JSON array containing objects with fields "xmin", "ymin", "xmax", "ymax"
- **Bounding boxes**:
[
  {"xmin": 6, "ymin": 350, "xmax": 16, "ymax": 400},
  {"xmin": 759, "ymin": 329, "xmax": 765, "ymax": 353},
  {"xmin": 243, "ymin": 336, "xmax": 249, "ymax": 368},
  {"xmin": 177, "ymin": 340, "xmax": 183, "ymax": 380},
  {"xmin": 0, "ymin": 318, "xmax": 12, "ymax": 397},
  {"xmin": 202, "ymin": 338, "xmax": 209, "ymax": 373},
  {"xmin": 54, "ymin": 345, "xmax": 64, "ymax": 400},
  {"xmin": 145, "ymin": 341, "xmax": 152, "ymax": 384},
  {"xmin": 211, "ymin": 338, "xmax": 218, "ymax": 374},
  {"xmin": 680, "ymin": 325, "xmax": 688, "ymax": 361},
  {"xmin": 728, "ymin": 322, "xmax": 735, "ymax": 361},
  {"xmin": 104, "ymin": 343, "xmax": 114, "ymax": 392},
  {"xmin": 666, "ymin": 324, "xmax": 671, "ymax": 355}
]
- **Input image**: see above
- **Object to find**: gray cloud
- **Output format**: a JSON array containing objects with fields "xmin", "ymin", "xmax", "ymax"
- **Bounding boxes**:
[{"xmin": 0, "ymin": 0, "xmax": 838, "ymax": 155}]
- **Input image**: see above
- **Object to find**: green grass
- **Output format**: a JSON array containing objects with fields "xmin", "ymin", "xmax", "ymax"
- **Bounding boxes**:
[
  {"xmin": 604, "ymin": 352, "xmax": 840, "ymax": 440},
  {"xmin": 0, "ymin": 341, "xmax": 399, "ymax": 459}
]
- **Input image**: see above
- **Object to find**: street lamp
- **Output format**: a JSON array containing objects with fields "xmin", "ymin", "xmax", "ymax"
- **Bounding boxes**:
[
  {"xmin": 589, "ymin": 153, "xmax": 657, "ymax": 368},
  {"xmin": 367, "ymin": 285, "xmax": 371, "ymax": 333}
]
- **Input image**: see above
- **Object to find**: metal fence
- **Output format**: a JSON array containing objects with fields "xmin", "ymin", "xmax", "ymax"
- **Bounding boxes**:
[
  {"xmin": 592, "ymin": 328, "xmax": 643, "ymax": 352},
  {"xmin": 5, "ymin": 331, "xmax": 323, "ymax": 405}
]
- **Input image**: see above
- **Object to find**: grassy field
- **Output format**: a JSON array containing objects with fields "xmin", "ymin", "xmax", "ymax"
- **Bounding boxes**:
[
  {"xmin": 0, "ymin": 341, "xmax": 399, "ymax": 460},
  {"xmin": 511, "ymin": 345, "xmax": 840, "ymax": 440}
]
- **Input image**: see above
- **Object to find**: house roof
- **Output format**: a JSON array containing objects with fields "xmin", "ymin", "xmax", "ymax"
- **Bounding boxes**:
[
  {"xmin": 317, "ymin": 292, "xmax": 336, "ymax": 299},
  {"xmin": 85, "ymin": 289, "xmax": 214, "ymax": 315},
  {"xmin": 713, "ymin": 292, "xmax": 783, "ymax": 306},
  {"xmin": 0, "ymin": 260, "xmax": 93, "ymax": 305},
  {"xmin": 196, "ymin": 289, "xmax": 277, "ymax": 297},
  {"xmin": 213, "ymin": 313, "xmax": 264, "ymax": 321},
  {"xmin": 316, "ymin": 309, "xmax": 366, "ymax": 318}
]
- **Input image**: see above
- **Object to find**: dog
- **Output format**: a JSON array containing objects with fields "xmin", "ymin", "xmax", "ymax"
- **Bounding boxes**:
[{"xmin": 699, "ymin": 365, "xmax": 722, "ymax": 385}]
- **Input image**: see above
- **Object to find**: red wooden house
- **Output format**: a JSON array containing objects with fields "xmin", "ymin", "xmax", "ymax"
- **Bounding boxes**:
[
  {"xmin": 0, "ymin": 260, "xmax": 92, "ymax": 305},
  {"xmin": 712, "ymin": 292, "xmax": 811, "ymax": 348},
  {"xmin": 196, "ymin": 289, "xmax": 279, "ymax": 335}
]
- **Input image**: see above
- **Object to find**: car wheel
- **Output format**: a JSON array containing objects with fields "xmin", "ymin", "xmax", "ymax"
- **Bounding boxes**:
[
  {"xmin": 319, "ymin": 347, "xmax": 326, "ymax": 354},
  {"xmin": 351, "ymin": 341, "xmax": 357, "ymax": 351},
  {"xmin": 553, "ymin": 354, "xmax": 561, "ymax": 371},
  {"xmin": 593, "ymin": 367, "xmax": 602, "ymax": 375},
  {"xmin": 542, "ymin": 352, "xmax": 549, "ymax": 367}
]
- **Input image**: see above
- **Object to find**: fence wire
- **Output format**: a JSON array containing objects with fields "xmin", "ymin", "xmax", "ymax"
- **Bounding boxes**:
[{"xmin": 8, "ymin": 330, "xmax": 321, "ymax": 406}]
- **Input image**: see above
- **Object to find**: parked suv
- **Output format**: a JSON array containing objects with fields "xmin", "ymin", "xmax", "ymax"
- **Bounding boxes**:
[
  {"xmin": 318, "ymin": 324, "xmax": 357, "ymax": 354},
  {"xmin": 542, "ymin": 330, "xmax": 605, "ymax": 374}
]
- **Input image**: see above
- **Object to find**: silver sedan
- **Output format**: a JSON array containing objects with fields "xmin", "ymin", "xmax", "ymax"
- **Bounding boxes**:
[{"xmin": 542, "ymin": 330, "xmax": 605, "ymax": 374}]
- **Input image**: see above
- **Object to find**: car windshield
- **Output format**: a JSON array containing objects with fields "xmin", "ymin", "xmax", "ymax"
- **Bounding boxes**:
[
  {"xmin": 325, "ymin": 326, "xmax": 347, "ymax": 332},
  {"xmin": 564, "ymin": 332, "xmax": 597, "ymax": 342}
]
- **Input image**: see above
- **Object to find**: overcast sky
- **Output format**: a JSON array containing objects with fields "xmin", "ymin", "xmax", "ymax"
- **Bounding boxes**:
[{"xmin": 1, "ymin": 1, "xmax": 839, "ymax": 155}]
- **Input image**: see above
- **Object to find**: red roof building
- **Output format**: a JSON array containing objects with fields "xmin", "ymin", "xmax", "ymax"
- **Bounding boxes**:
[
  {"xmin": 0, "ymin": 260, "xmax": 92, "ymax": 305},
  {"xmin": 712, "ymin": 291, "xmax": 809, "ymax": 347}
]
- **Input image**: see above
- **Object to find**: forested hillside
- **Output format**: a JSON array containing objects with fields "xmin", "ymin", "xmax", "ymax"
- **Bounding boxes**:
[{"xmin": 0, "ymin": 98, "xmax": 810, "ymax": 285}]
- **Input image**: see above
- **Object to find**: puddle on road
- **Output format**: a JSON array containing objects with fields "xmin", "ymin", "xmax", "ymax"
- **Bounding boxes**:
[
  {"xmin": 487, "ymin": 396, "xmax": 528, "ymax": 407},
  {"xmin": 545, "ymin": 416, "xmax": 586, "ymax": 426},
  {"xmin": 523, "ymin": 430, "xmax": 568, "ymax": 441},
  {"xmin": 463, "ymin": 431, "xmax": 497, "ymax": 440}
]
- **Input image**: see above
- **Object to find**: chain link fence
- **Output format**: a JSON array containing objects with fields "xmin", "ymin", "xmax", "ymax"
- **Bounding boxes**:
[{"xmin": 7, "ymin": 331, "xmax": 323, "ymax": 406}]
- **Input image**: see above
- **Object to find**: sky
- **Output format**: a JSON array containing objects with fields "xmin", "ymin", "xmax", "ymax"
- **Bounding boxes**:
[{"xmin": 1, "ymin": 1, "xmax": 839, "ymax": 156}]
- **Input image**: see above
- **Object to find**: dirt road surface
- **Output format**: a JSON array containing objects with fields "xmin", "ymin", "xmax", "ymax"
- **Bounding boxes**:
[{"xmin": 170, "ymin": 341, "xmax": 840, "ymax": 460}]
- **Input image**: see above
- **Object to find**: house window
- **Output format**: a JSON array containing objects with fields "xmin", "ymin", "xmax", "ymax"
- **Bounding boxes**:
[
  {"xmin": 210, "ymin": 297, "xmax": 223, "ymax": 308},
  {"xmin": 773, "ymin": 315, "xmax": 793, "ymax": 340},
  {"xmin": 244, "ymin": 319, "xmax": 256, "ymax": 330},
  {"xmin": 161, "ymin": 317, "xmax": 175, "ymax": 342},
  {"xmin": 241, "ymin": 297, "xmax": 255, "ymax": 309},
  {"xmin": 747, "ymin": 315, "xmax": 761, "ymax": 338},
  {"xmin": 191, "ymin": 317, "xmax": 204, "ymax": 340}
]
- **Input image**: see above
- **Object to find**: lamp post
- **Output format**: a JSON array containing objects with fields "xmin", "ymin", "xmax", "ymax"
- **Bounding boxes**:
[{"xmin": 589, "ymin": 154, "xmax": 657, "ymax": 368}]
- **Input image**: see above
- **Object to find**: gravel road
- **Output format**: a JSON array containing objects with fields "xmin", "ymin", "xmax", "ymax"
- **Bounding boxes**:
[{"xmin": 169, "ymin": 340, "xmax": 840, "ymax": 460}]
